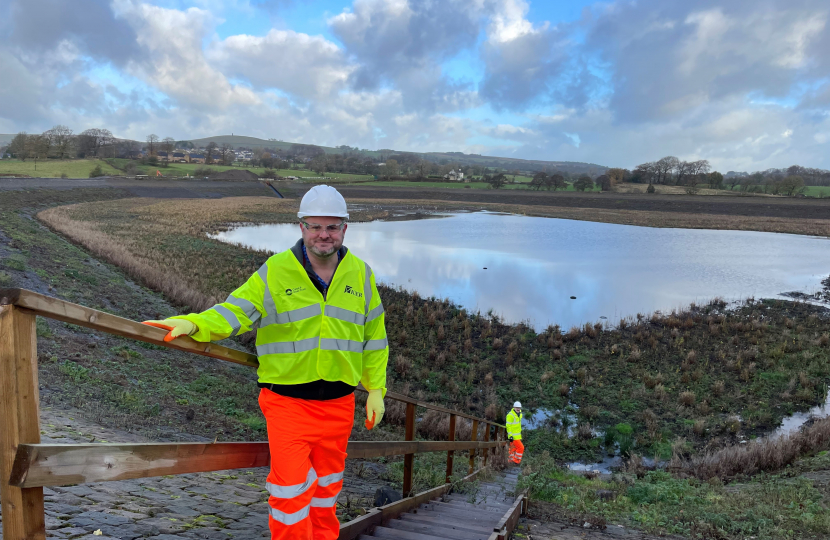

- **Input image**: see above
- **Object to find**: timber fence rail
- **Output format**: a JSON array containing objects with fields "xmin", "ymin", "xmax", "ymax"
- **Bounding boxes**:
[{"xmin": 0, "ymin": 288, "xmax": 508, "ymax": 540}]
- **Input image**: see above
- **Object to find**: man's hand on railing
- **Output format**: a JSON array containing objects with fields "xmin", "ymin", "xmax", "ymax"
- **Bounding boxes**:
[
  {"xmin": 142, "ymin": 318, "xmax": 197, "ymax": 342},
  {"xmin": 364, "ymin": 389, "xmax": 385, "ymax": 430}
]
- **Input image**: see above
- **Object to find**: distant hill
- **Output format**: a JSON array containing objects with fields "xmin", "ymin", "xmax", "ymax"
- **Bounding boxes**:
[
  {"xmin": 0, "ymin": 133, "xmax": 607, "ymax": 174},
  {"xmin": 189, "ymin": 135, "xmax": 607, "ymax": 175}
]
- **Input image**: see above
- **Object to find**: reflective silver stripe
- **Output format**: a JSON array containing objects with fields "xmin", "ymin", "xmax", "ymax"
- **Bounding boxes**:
[
  {"xmin": 266, "ymin": 468, "xmax": 317, "ymax": 499},
  {"xmin": 258, "ymin": 264, "xmax": 279, "ymax": 327},
  {"xmin": 320, "ymin": 338, "xmax": 363, "ymax": 354},
  {"xmin": 225, "ymin": 295, "xmax": 261, "ymax": 324},
  {"xmin": 310, "ymin": 496, "xmax": 338, "ymax": 507},
  {"xmin": 317, "ymin": 471, "xmax": 344, "ymax": 486},
  {"xmin": 365, "ymin": 303, "xmax": 384, "ymax": 324},
  {"xmin": 274, "ymin": 304, "xmax": 322, "ymax": 324},
  {"xmin": 258, "ymin": 337, "xmax": 319, "ymax": 355},
  {"xmin": 364, "ymin": 262, "xmax": 372, "ymax": 315},
  {"xmin": 269, "ymin": 504, "xmax": 310, "ymax": 526},
  {"xmin": 325, "ymin": 305, "xmax": 365, "ymax": 325},
  {"xmin": 212, "ymin": 305, "xmax": 241, "ymax": 337},
  {"xmin": 363, "ymin": 337, "xmax": 388, "ymax": 351}
]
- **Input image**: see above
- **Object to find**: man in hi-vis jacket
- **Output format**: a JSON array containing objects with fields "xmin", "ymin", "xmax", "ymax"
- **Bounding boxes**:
[
  {"xmin": 506, "ymin": 401, "xmax": 523, "ymax": 464},
  {"xmin": 144, "ymin": 185, "xmax": 388, "ymax": 540}
]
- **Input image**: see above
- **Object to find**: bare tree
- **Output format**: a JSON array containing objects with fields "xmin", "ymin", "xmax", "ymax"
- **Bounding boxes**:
[
  {"xmin": 223, "ymin": 143, "xmax": 236, "ymax": 166},
  {"xmin": 548, "ymin": 173, "xmax": 567, "ymax": 191},
  {"xmin": 205, "ymin": 142, "xmax": 217, "ymax": 164},
  {"xmin": 146, "ymin": 134, "xmax": 159, "ymax": 155},
  {"xmin": 8, "ymin": 132, "xmax": 29, "ymax": 160},
  {"xmin": 530, "ymin": 172, "xmax": 547, "ymax": 190},
  {"xmin": 162, "ymin": 137, "xmax": 176, "ymax": 156},
  {"xmin": 779, "ymin": 175, "xmax": 805, "ymax": 197},
  {"xmin": 383, "ymin": 158, "xmax": 399, "ymax": 178},
  {"xmin": 43, "ymin": 125, "xmax": 74, "ymax": 159},
  {"xmin": 606, "ymin": 168, "xmax": 627, "ymax": 186},
  {"xmin": 78, "ymin": 128, "xmax": 114, "ymax": 157},
  {"xmin": 654, "ymin": 156, "xmax": 679, "ymax": 184}
]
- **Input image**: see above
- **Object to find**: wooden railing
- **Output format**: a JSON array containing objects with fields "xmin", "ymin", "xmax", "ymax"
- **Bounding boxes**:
[{"xmin": 0, "ymin": 288, "xmax": 507, "ymax": 540}]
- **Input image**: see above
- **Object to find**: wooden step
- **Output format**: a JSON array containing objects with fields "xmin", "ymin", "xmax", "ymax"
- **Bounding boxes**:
[
  {"xmin": 386, "ymin": 518, "xmax": 491, "ymax": 540},
  {"xmin": 422, "ymin": 502, "xmax": 505, "ymax": 517},
  {"xmin": 400, "ymin": 513, "xmax": 494, "ymax": 534},
  {"xmin": 371, "ymin": 525, "xmax": 462, "ymax": 540}
]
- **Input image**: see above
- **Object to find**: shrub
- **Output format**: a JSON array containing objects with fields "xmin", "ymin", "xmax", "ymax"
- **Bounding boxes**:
[
  {"xmin": 646, "ymin": 183, "xmax": 656, "ymax": 193},
  {"xmin": 576, "ymin": 423, "xmax": 593, "ymax": 440},
  {"xmin": 492, "ymin": 338, "xmax": 503, "ymax": 350},
  {"xmin": 582, "ymin": 405, "xmax": 600, "ymax": 420},
  {"xmin": 395, "ymin": 354, "xmax": 411, "ymax": 376},
  {"xmin": 693, "ymin": 420, "xmax": 706, "ymax": 436},
  {"xmin": 679, "ymin": 391, "xmax": 696, "ymax": 406},
  {"xmin": 712, "ymin": 380, "xmax": 725, "ymax": 396},
  {"xmin": 60, "ymin": 172, "xmax": 68, "ymax": 178},
  {"xmin": 558, "ymin": 383, "xmax": 570, "ymax": 396},
  {"xmin": 89, "ymin": 164, "xmax": 105, "ymax": 178}
]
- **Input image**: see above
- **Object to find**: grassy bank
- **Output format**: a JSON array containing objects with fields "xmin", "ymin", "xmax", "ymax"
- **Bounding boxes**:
[
  {"xmin": 520, "ymin": 449, "xmax": 830, "ymax": 539},
  {"xmin": 105, "ymin": 158, "xmax": 375, "ymax": 182},
  {"xmin": 0, "ymin": 158, "xmax": 121, "ymax": 178},
  {"xmin": 37, "ymin": 197, "xmax": 830, "ymax": 462}
]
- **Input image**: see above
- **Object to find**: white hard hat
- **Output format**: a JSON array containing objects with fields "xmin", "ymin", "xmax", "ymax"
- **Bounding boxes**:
[
  {"xmin": 297, "ymin": 185, "xmax": 349, "ymax": 219},
  {"xmin": 513, "ymin": 401, "xmax": 522, "ymax": 408}
]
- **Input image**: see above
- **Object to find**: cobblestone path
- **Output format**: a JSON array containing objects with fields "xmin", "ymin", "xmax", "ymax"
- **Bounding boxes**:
[{"xmin": 0, "ymin": 406, "xmax": 390, "ymax": 540}]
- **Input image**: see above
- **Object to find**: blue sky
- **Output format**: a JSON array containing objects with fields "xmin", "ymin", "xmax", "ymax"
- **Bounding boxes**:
[{"xmin": 2, "ymin": 0, "xmax": 829, "ymax": 171}]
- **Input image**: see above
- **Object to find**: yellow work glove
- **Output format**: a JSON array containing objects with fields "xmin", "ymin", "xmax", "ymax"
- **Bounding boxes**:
[
  {"xmin": 142, "ymin": 318, "xmax": 197, "ymax": 342},
  {"xmin": 364, "ymin": 389, "xmax": 385, "ymax": 430}
]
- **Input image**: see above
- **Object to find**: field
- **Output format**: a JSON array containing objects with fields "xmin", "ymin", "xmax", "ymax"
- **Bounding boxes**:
[
  {"xmin": 804, "ymin": 186, "xmax": 830, "ymax": 198},
  {"xmin": 0, "ymin": 158, "xmax": 121, "ymax": 178},
  {"xmin": 105, "ymin": 158, "xmax": 376, "ymax": 182}
]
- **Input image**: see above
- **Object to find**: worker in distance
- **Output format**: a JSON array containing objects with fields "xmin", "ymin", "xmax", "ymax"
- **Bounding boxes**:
[
  {"xmin": 506, "ymin": 401, "xmax": 523, "ymax": 465},
  {"xmin": 144, "ymin": 185, "xmax": 388, "ymax": 540}
]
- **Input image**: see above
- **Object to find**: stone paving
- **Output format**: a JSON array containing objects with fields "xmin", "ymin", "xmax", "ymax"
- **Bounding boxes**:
[{"xmin": 0, "ymin": 406, "xmax": 390, "ymax": 540}]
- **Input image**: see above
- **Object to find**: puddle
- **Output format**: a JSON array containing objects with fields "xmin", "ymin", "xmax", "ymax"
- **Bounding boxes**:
[{"xmin": 768, "ymin": 389, "xmax": 830, "ymax": 438}]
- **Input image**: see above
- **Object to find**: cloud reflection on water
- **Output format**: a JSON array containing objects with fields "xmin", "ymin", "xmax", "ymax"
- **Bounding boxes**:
[{"xmin": 213, "ymin": 212, "xmax": 830, "ymax": 330}]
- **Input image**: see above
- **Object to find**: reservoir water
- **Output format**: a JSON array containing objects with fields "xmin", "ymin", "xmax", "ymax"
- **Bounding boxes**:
[{"xmin": 212, "ymin": 212, "xmax": 829, "ymax": 330}]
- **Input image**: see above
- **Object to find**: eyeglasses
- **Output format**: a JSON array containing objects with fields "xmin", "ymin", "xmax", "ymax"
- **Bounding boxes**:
[{"xmin": 301, "ymin": 220, "xmax": 346, "ymax": 234}]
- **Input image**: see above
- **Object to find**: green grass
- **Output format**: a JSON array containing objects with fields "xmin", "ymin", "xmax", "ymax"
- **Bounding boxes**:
[
  {"xmin": 106, "ymin": 158, "xmax": 375, "ymax": 181},
  {"xmin": 803, "ymin": 186, "xmax": 830, "ymax": 198},
  {"xmin": 0, "ymin": 159, "xmax": 121, "ymax": 178},
  {"xmin": 520, "ymin": 453, "xmax": 830, "ymax": 539}
]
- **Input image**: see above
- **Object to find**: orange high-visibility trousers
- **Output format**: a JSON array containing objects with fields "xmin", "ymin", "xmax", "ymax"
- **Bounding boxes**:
[
  {"xmin": 259, "ymin": 389, "xmax": 355, "ymax": 540},
  {"xmin": 509, "ymin": 439, "xmax": 524, "ymax": 464}
]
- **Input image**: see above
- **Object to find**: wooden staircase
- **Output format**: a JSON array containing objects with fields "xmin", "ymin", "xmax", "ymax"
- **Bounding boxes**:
[{"xmin": 358, "ymin": 469, "xmax": 522, "ymax": 540}]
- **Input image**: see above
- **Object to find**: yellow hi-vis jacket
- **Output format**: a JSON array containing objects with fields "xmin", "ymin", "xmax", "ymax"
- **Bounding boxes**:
[
  {"xmin": 506, "ymin": 409, "xmax": 522, "ymax": 440},
  {"xmin": 174, "ymin": 249, "xmax": 388, "ymax": 395}
]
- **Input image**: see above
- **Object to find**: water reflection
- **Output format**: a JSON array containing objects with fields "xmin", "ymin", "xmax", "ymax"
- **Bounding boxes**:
[{"xmin": 212, "ymin": 212, "xmax": 830, "ymax": 330}]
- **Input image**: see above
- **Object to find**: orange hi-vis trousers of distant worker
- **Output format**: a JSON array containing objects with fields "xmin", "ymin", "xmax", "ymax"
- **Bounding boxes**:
[
  {"xmin": 259, "ymin": 389, "xmax": 354, "ymax": 540},
  {"xmin": 509, "ymin": 439, "xmax": 524, "ymax": 464}
]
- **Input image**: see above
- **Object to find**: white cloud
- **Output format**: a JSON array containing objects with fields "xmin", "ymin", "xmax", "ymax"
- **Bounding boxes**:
[{"xmin": 210, "ymin": 30, "xmax": 352, "ymax": 100}]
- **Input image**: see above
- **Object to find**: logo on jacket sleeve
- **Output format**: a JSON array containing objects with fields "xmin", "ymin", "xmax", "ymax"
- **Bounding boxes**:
[{"xmin": 344, "ymin": 285, "xmax": 363, "ymax": 298}]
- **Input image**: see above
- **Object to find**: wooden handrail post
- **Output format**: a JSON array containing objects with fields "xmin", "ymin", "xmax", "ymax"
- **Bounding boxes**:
[
  {"xmin": 445, "ymin": 414, "xmax": 456, "ymax": 483},
  {"xmin": 0, "ymin": 306, "xmax": 45, "ymax": 540},
  {"xmin": 469, "ymin": 419, "xmax": 478, "ymax": 475},
  {"xmin": 483, "ymin": 423, "xmax": 490, "ymax": 466},
  {"xmin": 403, "ymin": 403, "xmax": 415, "ymax": 497}
]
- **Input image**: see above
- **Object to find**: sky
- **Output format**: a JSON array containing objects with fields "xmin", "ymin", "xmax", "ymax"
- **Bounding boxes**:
[{"xmin": 1, "ymin": 0, "xmax": 829, "ymax": 171}]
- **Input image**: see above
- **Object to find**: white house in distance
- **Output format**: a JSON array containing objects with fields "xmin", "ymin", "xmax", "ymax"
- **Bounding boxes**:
[{"xmin": 444, "ymin": 169, "xmax": 465, "ymax": 182}]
